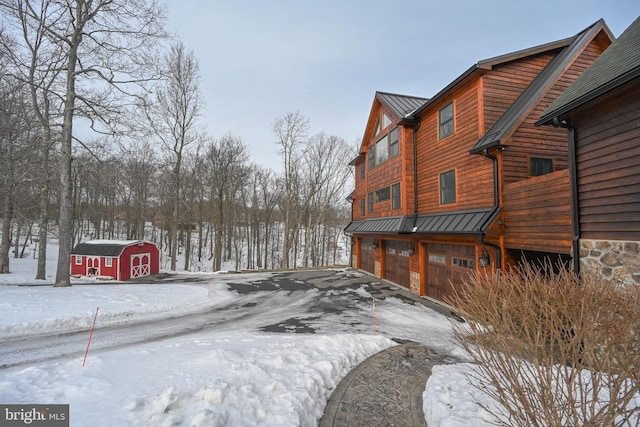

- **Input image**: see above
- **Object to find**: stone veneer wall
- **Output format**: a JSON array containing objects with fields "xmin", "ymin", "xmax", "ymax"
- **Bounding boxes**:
[
  {"xmin": 410, "ymin": 271, "xmax": 421, "ymax": 295},
  {"xmin": 352, "ymin": 254, "xmax": 357, "ymax": 268},
  {"xmin": 375, "ymin": 261, "xmax": 381, "ymax": 278},
  {"xmin": 580, "ymin": 239, "xmax": 640, "ymax": 284}
]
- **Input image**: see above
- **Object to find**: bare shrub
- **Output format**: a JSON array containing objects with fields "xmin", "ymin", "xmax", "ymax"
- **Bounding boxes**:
[{"xmin": 450, "ymin": 262, "xmax": 640, "ymax": 427}]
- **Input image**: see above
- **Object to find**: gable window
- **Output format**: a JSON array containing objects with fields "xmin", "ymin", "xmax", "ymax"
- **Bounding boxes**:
[
  {"xmin": 105, "ymin": 257, "xmax": 113, "ymax": 267},
  {"xmin": 360, "ymin": 162, "xmax": 365, "ymax": 180},
  {"xmin": 382, "ymin": 112, "xmax": 392, "ymax": 129},
  {"xmin": 375, "ymin": 186, "xmax": 390, "ymax": 202},
  {"xmin": 439, "ymin": 102, "xmax": 454, "ymax": 139},
  {"xmin": 391, "ymin": 183, "xmax": 400, "ymax": 209},
  {"xmin": 360, "ymin": 199, "xmax": 365, "ymax": 216},
  {"xmin": 375, "ymin": 137, "xmax": 388, "ymax": 165},
  {"xmin": 75, "ymin": 255, "xmax": 82, "ymax": 265},
  {"xmin": 530, "ymin": 157, "xmax": 553, "ymax": 176},
  {"xmin": 372, "ymin": 117, "xmax": 380, "ymax": 137},
  {"xmin": 389, "ymin": 128, "xmax": 399, "ymax": 158},
  {"xmin": 368, "ymin": 146, "xmax": 375, "ymax": 170},
  {"xmin": 368, "ymin": 192, "xmax": 374, "ymax": 213},
  {"xmin": 440, "ymin": 169, "xmax": 456, "ymax": 204}
]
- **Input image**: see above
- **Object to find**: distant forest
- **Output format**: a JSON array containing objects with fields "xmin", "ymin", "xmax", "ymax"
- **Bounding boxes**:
[{"xmin": 0, "ymin": 0, "xmax": 355, "ymax": 281}]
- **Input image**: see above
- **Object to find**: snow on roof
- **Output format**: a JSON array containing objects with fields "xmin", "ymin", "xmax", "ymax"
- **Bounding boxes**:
[{"xmin": 85, "ymin": 240, "xmax": 142, "ymax": 246}]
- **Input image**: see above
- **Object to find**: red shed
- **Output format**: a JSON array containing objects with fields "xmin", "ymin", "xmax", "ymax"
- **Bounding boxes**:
[{"xmin": 70, "ymin": 240, "xmax": 160, "ymax": 281}]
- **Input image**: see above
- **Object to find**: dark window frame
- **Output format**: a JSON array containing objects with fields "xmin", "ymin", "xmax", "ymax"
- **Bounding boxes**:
[
  {"xmin": 530, "ymin": 157, "xmax": 554, "ymax": 176},
  {"xmin": 368, "ymin": 146, "xmax": 375, "ymax": 170},
  {"xmin": 360, "ymin": 198, "xmax": 365, "ymax": 216},
  {"xmin": 438, "ymin": 101, "xmax": 454, "ymax": 139},
  {"xmin": 440, "ymin": 169, "xmax": 456, "ymax": 204},
  {"xmin": 367, "ymin": 192, "xmax": 374, "ymax": 213},
  {"xmin": 375, "ymin": 186, "xmax": 390, "ymax": 203},
  {"xmin": 391, "ymin": 183, "xmax": 400, "ymax": 210},
  {"xmin": 389, "ymin": 127, "xmax": 399, "ymax": 158}
]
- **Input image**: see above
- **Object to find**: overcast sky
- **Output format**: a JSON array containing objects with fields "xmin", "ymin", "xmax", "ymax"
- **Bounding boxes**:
[{"xmin": 165, "ymin": 0, "xmax": 638, "ymax": 171}]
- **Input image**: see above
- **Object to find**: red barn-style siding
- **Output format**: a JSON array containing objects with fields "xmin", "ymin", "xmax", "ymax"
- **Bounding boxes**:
[{"xmin": 70, "ymin": 240, "xmax": 160, "ymax": 281}]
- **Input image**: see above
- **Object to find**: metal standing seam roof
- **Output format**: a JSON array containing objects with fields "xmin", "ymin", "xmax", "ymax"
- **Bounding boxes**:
[
  {"xmin": 536, "ymin": 16, "xmax": 640, "ymax": 125},
  {"xmin": 470, "ymin": 19, "xmax": 609, "ymax": 154},
  {"xmin": 413, "ymin": 207, "xmax": 498, "ymax": 235},
  {"xmin": 344, "ymin": 208, "xmax": 498, "ymax": 236},
  {"xmin": 376, "ymin": 91, "xmax": 428, "ymax": 118}
]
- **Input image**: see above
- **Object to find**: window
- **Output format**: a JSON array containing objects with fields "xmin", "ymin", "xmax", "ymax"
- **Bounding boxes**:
[
  {"xmin": 368, "ymin": 192, "xmax": 374, "ymax": 213},
  {"xmin": 75, "ymin": 255, "xmax": 82, "ymax": 265},
  {"xmin": 360, "ymin": 162, "xmax": 365, "ymax": 180},
  {"xmin": 382, "ymin": 112, "xmax": 392, "ymax": 129},
  {"xmin": 375, "ymin": 136, "xmax": 388, "ymax": 165},
  {"xmin": 105, "ymin": 257, "xmax": 113, "ymax": 267},
  {"xmin": 392, "ymin": 183, "xmax": 400, "ymax": 210},
  {"xmin": 389, "ymin": 128, "xmax": 399, "ymax": 158},
  {"xmin": 429, "ymin": 254, "xmax": 446, "ymax": 264},
  {"xmin": 360, "ymin": 199, "xmax": 365, "ymax": 216},
  {"xmin": 375, "ymin": 186, "xmax": 390, "ymax": 202},
  {"xmin": 440, "ymin": 169, "xmax": 456, "ymax": 204},
  {"xmin": 439, "ymin": 102, "xmax": 454, "ymax": 139},
  {"xmin": 368, "ymin": 146, "xmax": 375, "ymax": 170},
  {"xmin": 530, "ymin": 157, "xmax": 553, "ymax": 176},
  {"xmin": 372, "ymin": 117, "xmax": 380, "ymax": 137},
  {"xmin": 453, "ymin": 257, "xmax": 475, "ymax": 269}
]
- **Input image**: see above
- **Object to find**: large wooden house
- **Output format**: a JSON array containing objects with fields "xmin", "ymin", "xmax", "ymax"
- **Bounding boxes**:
[
  {"xmin": 536, "ymin": 16, "xmax": 640, "ymax": 285},
  {"xmin": 345, "ymin": 20, "xmax": 614, "ymax": 304}
]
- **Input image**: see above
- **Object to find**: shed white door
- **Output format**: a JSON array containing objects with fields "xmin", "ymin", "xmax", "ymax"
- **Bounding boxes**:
[
  {"xmin": 87, "ymin": 257, "xmax": 100, "ymax": 276},
  {"xmin": 131, "ymin": 253, "xmax": 151, "ymax": 278}
]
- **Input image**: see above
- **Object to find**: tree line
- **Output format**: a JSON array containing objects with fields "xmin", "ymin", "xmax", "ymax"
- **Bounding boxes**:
[{"xmin": 0, "ymin": 0, "xmax": 355, "ymax": 283}]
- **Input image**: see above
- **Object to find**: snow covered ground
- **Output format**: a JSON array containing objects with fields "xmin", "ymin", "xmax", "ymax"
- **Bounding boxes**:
[{"xmin": 0, "ymin": 252, "xmax": 499, "ymax": 426}]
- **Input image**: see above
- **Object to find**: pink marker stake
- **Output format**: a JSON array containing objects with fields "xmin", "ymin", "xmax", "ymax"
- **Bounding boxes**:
[{"xmin": 82, "ymin": 307, "xmax": 99, "ymax": 367}]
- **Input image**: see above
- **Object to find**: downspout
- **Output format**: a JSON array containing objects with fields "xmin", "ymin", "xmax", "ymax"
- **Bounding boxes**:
[
  {"xmin": 553, "ymin": 118, "xmax": 580, "ymax": 275},
  {"xmin": 480, "ymin": 148, "xmax": 502, "ymax": 269}
]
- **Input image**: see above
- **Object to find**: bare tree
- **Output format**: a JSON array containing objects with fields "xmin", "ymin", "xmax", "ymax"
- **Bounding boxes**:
[
  {"xmin": 0, "ymin": 0, "xmax": 168, "ymax": 286},
  {"xmin": 0, "ymin": 1, "xmax": 66, "ymax": 279},
  {"xmin": 205, "ymin": 134, "xmax": 250, "ymax": 271},
  {"xmin": 299, "ymin": 132, "xmax": 353, "ymax": 267},
  {"xmin": 272, "ymin": 111, "xmax": 310, "ymax": 269},
  {"xmin": 141, "ymin": 41, "xmax": 202, "ymax": 271}
]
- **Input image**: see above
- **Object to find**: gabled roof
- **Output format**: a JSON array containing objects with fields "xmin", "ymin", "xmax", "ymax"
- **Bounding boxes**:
[
  {"xmin": 376, "ymin": 91, "xmax": 428, "ymax": 118},
  {"xmin": 536, "ymin": 16, "xmax": 640, "ymax": 126},
  {"xmin": 471, "ymin": 19, "xmax": 611, "ymax": 153},
  {"xmin": 410, "ymin": 34, "xmax": 580, "ymax": 120},
  {"xmin": 71, "ymin": 240, "xmax": 149, "ymax": 257}
]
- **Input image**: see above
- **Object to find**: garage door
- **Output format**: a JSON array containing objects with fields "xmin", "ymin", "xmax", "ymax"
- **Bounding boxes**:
[
  {"xmin": 383, "ymin": 240, "xmax": 411, "ymax": 288},
  {"xmin": 359, "ymin": 238, "xmax": 376, "ymax": 275},
  {"xmin": 425, "ymin": 243, "xmax": 475, "ymax": 304}
]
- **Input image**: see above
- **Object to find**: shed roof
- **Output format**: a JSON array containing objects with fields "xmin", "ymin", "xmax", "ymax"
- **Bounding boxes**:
[
  {"xmin": 71, "ymin": 240, "xmax": 153, "ymax": 257},
  {"xmin": 471, "ymin": 19, "xmax": 610, "ymax": 153},
  {"xmin": 536, "ymin": 16, "xmax": 640, "ymax": 125},
  {"xmin": 413, "ymin": 207, "xmax": 499, "ymax": 235},
  {"xmin": 344, "ymin": 208, "xmax": 498, "ymax": 236}
]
